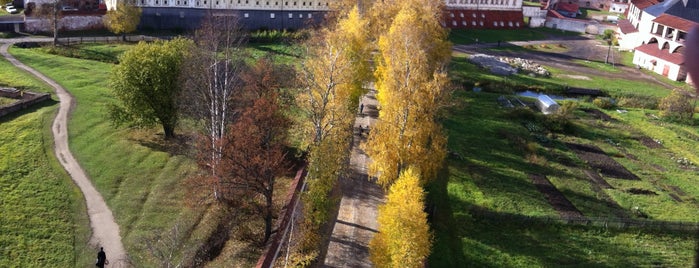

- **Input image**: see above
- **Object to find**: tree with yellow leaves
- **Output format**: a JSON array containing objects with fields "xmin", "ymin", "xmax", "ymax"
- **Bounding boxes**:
[
  {"xmin": 370, "ymin": 167, "xmax": 432, "ymax": 268},
  {"xmin": 297, "ymin": 6, "xmax": 371, "ymax": 145},
  {"xmin": 365, "ymin": 4, "xmax": 450, "ymax": 187}
]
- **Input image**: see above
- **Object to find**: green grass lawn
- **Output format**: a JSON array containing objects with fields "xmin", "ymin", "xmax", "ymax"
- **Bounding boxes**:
[
  {"xmin": 449, "ymin": 28, "xmax": 580, "ymax": 45},
  {"xmin": 450, "ymin": 53, "xmax": 672, "ymax": 98},
  {"xmin": 0, "ymin": 56, "xmax": 93, "ymax": 267},
  {"xmin": 9, "ymin": 44, "xmax": 205, "ymax": 267},
  {"xmin": 431, "ymin": 48, "xmax": 699, "ymax": 266},
  {"xmin": 8, "ymin": 42, "xmax": 303, "ymax": 266}
]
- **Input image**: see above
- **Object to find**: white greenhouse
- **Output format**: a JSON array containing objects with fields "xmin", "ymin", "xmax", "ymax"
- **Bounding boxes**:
[{"xmin": 536, "ymin": 95, "xmax": 560, "ymax": 115}]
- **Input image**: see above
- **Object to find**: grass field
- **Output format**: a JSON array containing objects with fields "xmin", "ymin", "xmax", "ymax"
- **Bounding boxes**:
[
  {"xmin": 449, "ymin": 28, "xmax": 580, "ymax": 45},
  {"xmin": 8, "ymin": 42, "xmax": 300, "ymax": 266},
  {"xmin": 428, "ymin": 50, "xmax": 699, "ymax": 266},
  {"xmin": 0, "ymin": 56, "xmax": 93, "ymax": 267},
  {"xmin": 450, "ymin": 52, "xmax": 672, "ymax": 98}
]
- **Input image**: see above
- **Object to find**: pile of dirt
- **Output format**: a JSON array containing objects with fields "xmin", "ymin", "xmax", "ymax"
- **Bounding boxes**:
[
  {"xmin": 625, "ymin": 188, "xmax": 658, "ymax": 195},
  {"xmin": 581, "ymin": 108, "xmax": 616, "ymax": 122},
  {"xmin": 566, "ymin": 143, "xmax": 640, "ymax": 180},
  {"xmin": 637, "ymin": 136, "xmax": 663, "ymax": 149},
  {"xmin": 529, "ymin": 174, "xmax": 584, "ymax": 219}
]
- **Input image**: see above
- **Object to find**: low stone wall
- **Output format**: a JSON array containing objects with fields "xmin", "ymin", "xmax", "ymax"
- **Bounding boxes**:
[
  {"xmin": 0, "ymin": 90, "xmax": 51, "ymax": 118},
  {"xmin": 24, "ymin": 15, "xmax": 105, "ymax": 33},
  {"xmin": 545, "ymin": 17, "xmax": 617, "ymax": 34}
]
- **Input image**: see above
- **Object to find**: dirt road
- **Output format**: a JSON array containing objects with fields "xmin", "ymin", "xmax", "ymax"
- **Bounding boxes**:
[
  {"xmin": 322, "ymin": 88, "xmax": 385, "ymax": 267},
  {"xmin": 0, "ymin": 41, "xmax": 127, "ymax": 266}
]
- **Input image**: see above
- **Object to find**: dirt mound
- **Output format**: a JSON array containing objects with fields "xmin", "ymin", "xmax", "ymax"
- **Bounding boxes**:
[
  {"xmin": 530, "ymin": 174, "xmax": 584, "ymax": 219},
  {"xmin": 581, "ymin": 108, "xmax": 616, "ymax": 122},
  {"xmin": 637, "ymin": 136, "xmax": 663, "ymax": 149},
  {"xmin": 566, "ymin": 143, "xmax": 640, "ymax": 180},
  {"xmin": 626, "ymin": 188, "xmax": 657, "ymax": 195}
]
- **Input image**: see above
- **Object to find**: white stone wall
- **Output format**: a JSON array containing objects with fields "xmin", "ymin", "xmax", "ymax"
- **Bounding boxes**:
[
  {"xmin": 545, "ymin": 17, "xmax": 617, "ymax": 34},
  {"xmin": 633, "ymin": 50, "xmax": 683, "ymax": 81},
  {"xmin": 617, "ymin": 30, "xmax": 642, "ymax": 51},
  {"xmin": 24, "ymin": 15, "xmax": 104, "ymax": 33}
]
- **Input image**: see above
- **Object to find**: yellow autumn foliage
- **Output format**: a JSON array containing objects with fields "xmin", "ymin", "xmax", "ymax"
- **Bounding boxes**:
[{"xmin": 370, "ymin": 167, "xmax": 432, "ymax": 268}]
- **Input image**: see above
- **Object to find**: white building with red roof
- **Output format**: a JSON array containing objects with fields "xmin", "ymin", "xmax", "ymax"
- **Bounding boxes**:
[
  {"xmin": 620, "ymin": 0, "xmax": 699, "ymax": 83},
  {"xmin": 443, "ymin": 0, "xmax": 526, "ymax": 29}
]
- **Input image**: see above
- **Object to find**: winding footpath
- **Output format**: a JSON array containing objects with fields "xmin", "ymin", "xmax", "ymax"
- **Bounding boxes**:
[{"xmin": 0, "ymin": 40, "xmax": 126, "ymax": 266}]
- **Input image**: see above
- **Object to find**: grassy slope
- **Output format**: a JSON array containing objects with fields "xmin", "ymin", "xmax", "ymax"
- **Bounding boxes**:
[
  {"xmin": 9, "ymin": 45, "xmax": 203, "ymax": 266},
  {"xmin": 0, "ymin": 56, "xmax": 92, "ymax": 267},
  {"xmin": 429, "ymin": 54, "xmax": 697, "ymax": 266},
  {"xmin": 8, "ymin": 42, "xmax": 303, "ymax": 267}
]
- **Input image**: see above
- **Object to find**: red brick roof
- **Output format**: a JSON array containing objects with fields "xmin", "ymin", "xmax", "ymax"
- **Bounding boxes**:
[
  {"xmin": 617, "ymin": 19, "xmax": 638, "ymax": 34},
  {"xmin": 635, "ymin": 43, "xmax": 684, "ymax": 64},
  {"xmin": 443, "ymin": 9, "xmax": 524, "ymax": 29},
  {"xmin": 653, "ymin": 14, "xmax": 699, "ymax": 32},
  {"xmin": 557, "ymin": 2, "xmax": 579, "ymax": 13},
  {"xmin": 630, "ymin": 0, "xmax": 660, "ymax": 10}
]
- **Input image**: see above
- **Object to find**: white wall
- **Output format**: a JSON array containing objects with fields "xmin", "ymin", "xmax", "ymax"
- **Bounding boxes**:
[
  {"xmin": 24, "ymin": 15, "xmax": 104, "ymax": 32},
  {"xmin": 545, "ymin": 17, "xmax": 617, "ymax": 34}
]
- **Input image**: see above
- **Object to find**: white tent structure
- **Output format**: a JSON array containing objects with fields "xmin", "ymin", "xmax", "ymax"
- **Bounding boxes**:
[{"xmin": 536, "ymin": 95, "xmax": 560, "ymax": 115}]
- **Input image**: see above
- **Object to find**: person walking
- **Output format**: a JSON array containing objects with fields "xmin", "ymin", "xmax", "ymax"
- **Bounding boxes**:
[
  {"xmin": 96, "ymin": 247, "xmax": 107, "ymax": 268},
  {"xmin": 359, "ymin": 103, "xmax": 364, "ymax": 115}
]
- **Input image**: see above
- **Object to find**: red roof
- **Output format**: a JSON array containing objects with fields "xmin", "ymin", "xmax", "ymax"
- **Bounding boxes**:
[
  {"xmin": 557, "ymin": 2, "xmax": 579, "ymax": 13},
  {"xmin": 653, "ymin": 14, "xmax": 699, "ymax": 32},
  {"xmin": 635, "ymin": 43, "xmax": 684, "ymax": 64},
  {"xmin": 617, "ymin": 19, "xmax": 638, "ymax": 34},
  {"xmin": 630, "ymin": 0, "xmax": 660, "ymax": 10},
  {"xmin": 443, "ymin": 9, "xmax": 524, "ymax": 29}
]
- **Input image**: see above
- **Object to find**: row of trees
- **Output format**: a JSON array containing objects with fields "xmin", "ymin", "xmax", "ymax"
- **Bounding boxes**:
[
  {"xmin": 108, "ymin": 16, "xmax": 293, "ymax": 243},
  {"xmin": 364, "ymin": 0, "xmax": 451, "ymax": 266}
]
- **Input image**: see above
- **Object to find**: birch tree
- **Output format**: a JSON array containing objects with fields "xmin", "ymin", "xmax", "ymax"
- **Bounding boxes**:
[
  {"xmin": 365, "ymin": 4, "xmax": 451, "ymax": 187},
  {"xmin": 370, "ymin": 167, "xmax": 431, "ymax": 268},
  {"xmin": 180, "ymin": 16, "xmax": 246, "ymax": 201}
]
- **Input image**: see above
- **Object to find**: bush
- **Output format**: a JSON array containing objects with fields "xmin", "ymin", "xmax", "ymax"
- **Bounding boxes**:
[
  {"xmin": 593, "ymin": 97, "xmax": 614, "ymax": 109},
  {"xmin": 658, "ymin": 90, "xmax": 695, "ymax": 123},
  {"xmin": 615, "ymin": 94, "xmax": 659, "ymax": 109}
]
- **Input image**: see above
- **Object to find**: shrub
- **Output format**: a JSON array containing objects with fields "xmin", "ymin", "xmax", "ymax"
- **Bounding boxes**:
[
  {"xmin": 616, "ymin": 94, "xmax": 659, "ymax": 109},
  {"xmin": 658, "ymin": 90, "xmax": 696, "ymax": 123},
  {"xmin": 593, "ymin": 97, "xmax": 614, "ymax": 109}
]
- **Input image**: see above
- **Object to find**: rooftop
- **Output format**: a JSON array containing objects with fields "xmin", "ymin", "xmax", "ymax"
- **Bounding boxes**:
[
  {"xmin": 653, "ymin": 13, "xmax": 699, "ymax": 31},
  {"xmin": 635, "ymin": 43, "xmax": 684, "ymax": 64}
]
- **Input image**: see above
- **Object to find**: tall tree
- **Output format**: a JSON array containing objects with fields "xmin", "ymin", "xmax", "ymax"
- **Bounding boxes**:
[
  {"xmin": 297, "ymin": 6, "xmax": 371, "ymax": 145},
  {"xmin": 103, "ymin": 0, "xmax": 142, "ymax": 41},
  {"xmin": 369, "ymin": 167, "xmax": 431, "ymax": 268},
  {"xmin": 180, "ymin": 16, "xmax": 246, "ymax": 201},
  {"xmin": 34, "ymin": 1, "xmax": 63, "ymax": 46},
  {"xmin": 218, "ymin": 71, "xmax": 291, "ymax": 242},
  {"xmin": 365, "ymin": 5, "xmax": 450, "ymax": 187},
  {"xmin": 108, "ymin": 38, "xmax": 193, "ymax": 139}
]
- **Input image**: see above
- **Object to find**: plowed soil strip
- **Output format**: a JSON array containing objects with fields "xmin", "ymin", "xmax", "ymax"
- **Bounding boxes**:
[
  {"xmin": 566, "ymin": 143, "xmax": 640, "ymax": 180},
  {"xmin": 529, "ymin": 174, "xmax": 584, "ymax": 219}
]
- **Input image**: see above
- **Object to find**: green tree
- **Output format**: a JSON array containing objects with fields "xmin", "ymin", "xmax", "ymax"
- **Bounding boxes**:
[
  {"xmin": 108, "ymin": 38, "xmax": 193, "ymax": 139},
  {"xmin": 370, "ymin": 167, "xmax": 431, "ymax": 268},
  {"xmin": 103, "ymin": 0, "xmax": 142, "ymax": 41}
]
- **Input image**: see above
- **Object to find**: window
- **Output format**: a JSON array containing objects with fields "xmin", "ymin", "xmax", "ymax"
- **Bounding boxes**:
[
  {"xmin": 515, "ymin": 22, "xmax": 520, "ymax": 27},
  {"xmin": 450, "ymin": 13, "xmax": 454, "ymax": 18},
  {"xmin": 299, "ymin": 13, "xmax": 303, "ymax": 18},
  {"xmin": 493, "ymin": 21, "xmax": 498, "ymax": 26},
  {"xmin": 508, "ymin": 21, "xmax": 513, "ymax": 27},
  {"xmin": 176, "ymin": 0, "xmax": 179, "ymax": 4},
  {"xmin": 302, "ymin": 1, "xmax": 305, "ymax": 5},
  {"xmin": 462, "ymin": 21, "xmax": 467, "ymax": 26},
  {"xmin": 500, "ymin": 21, "xmax": 504, "ymax": 26},
  {"xmin": 472, "ymin": 13, "xmax": 476, "ymax": 18},
  {"xmin": 481, "ymin": 13, "xmax": 485, "ymax": 18},
  {"xmin": 244, "ymin": 12, "xmax": 249, "ymax": 18},
  {"xmin": 453, "ymin": 21, "xmax": 457, "ymax": 26},
  {"xmin": 289, "ymin": 13, "xmax": 293, "ymax": 18},
  {"xmin": 155, "ymin": 0, "xmax": 158, "ymax": 5},
  {"xmin": 271, "ymin": 13, "xmax": 275, "ymax": 18},
  {"xmin": 293, "ymin": 1, "xmax": 296, "ymax": 5},
  {"xmin": 308, "ymin": 13, "xmax": 312, "ymax": 18},
  {"xmin": 472, "ymin": 21, "xmax": 476, "ymax": 26},
  {"xmin": 266, "ymin": 1, "xmax": 269, "ymax": 4},
  {"xmin": 460, "ymin": 13, "xmax": 464, "ymax": 18},
  {"xmin": 479, "ymin": 21, "xmax": 483, "ymax": 26},
  {"xmin": 141, "ymin": 0, "xmax": 144, "ymax": 4}
]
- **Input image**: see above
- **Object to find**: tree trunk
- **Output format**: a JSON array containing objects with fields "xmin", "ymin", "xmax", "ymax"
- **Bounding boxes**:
[
  {"xmin": 163, "ymin": 124, "xmax": 175, "ymax": 139},
  {"xmin": 263, "ymin": 191, "xmax": 273, "ymax": 243},
  {"xmin": 122, "ymin": 33, "xmax": 127, "ymax": 42}
]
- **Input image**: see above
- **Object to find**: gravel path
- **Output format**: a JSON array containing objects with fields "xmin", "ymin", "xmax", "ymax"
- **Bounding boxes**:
[
  {"xmin": 322, "ymin": 88, "xmax": 385, "ymax": 268},
  {"xmin": 0, "ymin": 41, "xmax": 127, "ymax": 266}
]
